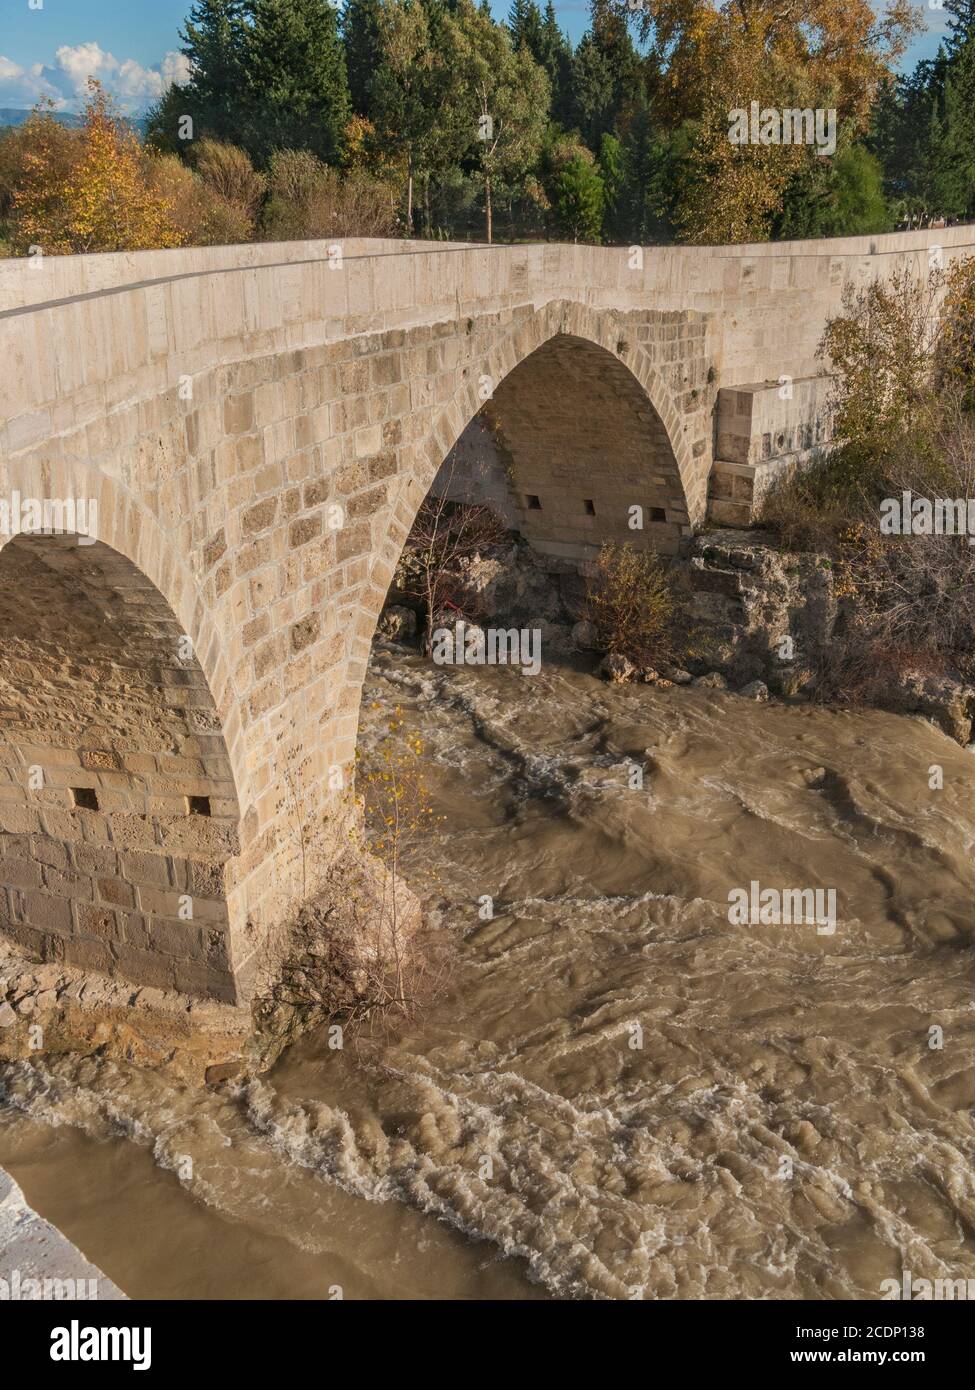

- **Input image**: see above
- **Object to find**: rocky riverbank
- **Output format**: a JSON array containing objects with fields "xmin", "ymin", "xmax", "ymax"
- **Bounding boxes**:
[{"xmin": 380, "ymin": 526, "xmax": 975, "ymax": 746}]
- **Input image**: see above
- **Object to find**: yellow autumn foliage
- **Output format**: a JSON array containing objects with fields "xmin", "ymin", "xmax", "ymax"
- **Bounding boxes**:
[{"xmin": 11, "ymin": 80, "xmax": 184, "ymax": 255}]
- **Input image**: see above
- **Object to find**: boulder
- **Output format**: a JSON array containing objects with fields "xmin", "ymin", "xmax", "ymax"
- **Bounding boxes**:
[
  {"xmin": 452, "ymin": 543, "xmax": 564, "ymax": 626},
  {"xmin": 571, "ymin": 619, "xmax": 600, "ymax": 651},
  {"xmin": 377, "ymin": 605, "xmax": 418, "ymax": 645},
  {"xmin": 599, "ymin": 652, "xmax": 636, "ymax": 683},
  {"xmin": 692, "ymin": 671, "xmax": 729, "ymax": 690},
  {"xmin": 885, "ymin": 672, "xmax": 975, "ymax": 745},
  {"xmin": 658, "ymin": 664, "xmax": 693, "ymax": 685}
]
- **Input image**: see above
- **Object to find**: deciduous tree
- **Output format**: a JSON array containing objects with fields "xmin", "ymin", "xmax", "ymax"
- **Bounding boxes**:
[{"xmin": 11, "ymin": 83, "xmax": 184, "ymax": 254}]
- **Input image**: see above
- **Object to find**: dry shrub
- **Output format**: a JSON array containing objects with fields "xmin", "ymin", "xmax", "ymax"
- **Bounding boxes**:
[
  {"xmin": 819, "ymin": 264, "xmax": 942, "ymax": 480},
  {"xmin": 255, "ymin": 714, "xmax": 451, "ymax": 1050},
  {"xmin": 758, "ymin": 450, "xmax": 877, "ymax": 552},
  {"xmin": 855, "ymin": 416, "xmax": 975, "ymax": 655},
  {"xmin": 355, "ymin": 710, "xmax": 450, "ymax": 1017},
  {"xmin": 144, "ymin": 153, "xmax": 209, "ymax": 243},
  {"xmin": 586, "ymin": 542, "xmax": 688, "ymax": 669},
  {"xmin": 802, "ymin": 408, "xmax": 975, "ymax": 700},
  {"xmin": 262, "ymin": 148, "xmax": 397, "ymax": 241},
  {"xmin": 189, "ymin": 139, "xmax": 266, "ymax": 243},
  {"xmin": 396, "ymin": 479, "xmax": 508, "ymax": 649},
  {"xmin": 761, "ymin": 258, "xmax": 975, "ymax": 555},
  {"xmin": 146, "ymin": 149, "xmax": 262, "ymax": 247}
]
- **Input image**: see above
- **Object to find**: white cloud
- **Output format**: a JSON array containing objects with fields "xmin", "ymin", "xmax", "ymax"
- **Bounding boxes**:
[
  {"xmin": 0, "ymin": 44, "xmax": 191, "ymax": 114},
  {"xmin": 0, "ymin": 55, "xmax": 62, "ymax": 108},
  {"xmin": 54, "ymin": 41, "xmax": 118, "ymax": 95},
  {"xmin": 160, "ymin": 52, "xmax": 193, "ymax": 88}
]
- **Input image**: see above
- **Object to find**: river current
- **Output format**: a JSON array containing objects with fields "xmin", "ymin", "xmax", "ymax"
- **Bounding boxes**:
[{"xmin": 3, "ymin": 646, "xmax": 975, "ymax": 1299}]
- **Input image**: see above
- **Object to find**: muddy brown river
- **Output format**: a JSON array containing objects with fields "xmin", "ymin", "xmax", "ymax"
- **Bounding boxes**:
[{"xmin": 3, "ymin": 647, "xmax": 975, "ymax": 1299}]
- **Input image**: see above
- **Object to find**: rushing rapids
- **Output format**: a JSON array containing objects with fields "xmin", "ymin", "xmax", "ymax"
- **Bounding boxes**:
[{"xmin": 3, "ymin": 645, "xmax": 975, "ymax": 1300}]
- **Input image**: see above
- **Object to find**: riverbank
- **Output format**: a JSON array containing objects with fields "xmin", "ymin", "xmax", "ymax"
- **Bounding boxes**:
[{"xmin": 383, "ymin": 525, "xmax": 975, "ymax": 746}]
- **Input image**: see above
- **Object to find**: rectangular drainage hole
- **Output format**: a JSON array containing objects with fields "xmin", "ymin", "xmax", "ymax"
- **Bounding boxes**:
[
  {"xmin": 71, "ymin": 787, "xmax": 99, "ymax": 811},
  {"xmin": 584, "ymin": 499, "xmax": 596, "ymax": 515},
  {"xmin": 188, "ymin": 795, "xmax": 212, "ymax": 817},
  {"xmin": 525, "ymin": 494, "xmax": 542, "ymax": 510},
  {"xmin": 650, "ymin": 507, "xmax": 667, "ymax": 522}
]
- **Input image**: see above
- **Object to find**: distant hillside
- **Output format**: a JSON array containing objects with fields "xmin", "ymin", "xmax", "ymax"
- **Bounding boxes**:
[
  {"xmin": 0, "ymin": 108, "xmax": 83, "ymax": 129},
  {"xmin": 0, "ymin": 108, "xmax": 149, "ymax": 133}
]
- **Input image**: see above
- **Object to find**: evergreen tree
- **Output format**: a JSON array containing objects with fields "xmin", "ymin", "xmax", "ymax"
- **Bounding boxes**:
[
  {"xmin": 146, "ymin": 0, "xmax": 247, "ymax": 148},
  {"xmin": 868, "ymin": 62, "xmax": 944, "ymax": 215},
  {"xmin": 537, "ymin": 2, "xmax": 574, "ymax": 126},
  {"xmin": 552, "ymin": 153, "xmax": 604, "ymax": 240},
  {"xmin": 570, "ymin": 2, "xmax": 640, "ymax": 149},
  {"xmin": 507, "ymin": 0, "xmax": 573, "ymax": 125},
  {"xmin": 343, "ymin": 0, "xmax": 386, "ymax": 115},
  {"xmin": 242, "ymin": 0, "xmax": 350, "ymax": 164},
  {"xmin": 928, "ymin": 37, "xmax": 975, "ymax": 219},
  {"xmin": 507, "ymin": 0, "xmax": 542, "ymax": 51},
  {"xmin": 613, "ymin": 106, "xmax": 679, "ymax": 243},
  {"xmin": 570, "ymin": 34, "xmax": 616, "ymax": 149},
  {"xmin": 776, "ymin": 144, "xmax": 891, "ymax": 239},
  {"xmin": 596, "ymin": 130, "xmax": 621, "ymax": 237},
  {"xmin": 943, "ymin": 0, "xmax": 975, "ymax": 53}
]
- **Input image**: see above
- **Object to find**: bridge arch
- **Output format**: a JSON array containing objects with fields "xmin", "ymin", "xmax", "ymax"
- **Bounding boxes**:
[
  {"xmin": 362, "ymin": 302, "xmax": 695, "ymax": 667},
  {"xmin": 0, "ymin": 233, "xmax": 968, "ymax": 1020},
  {"xmin": 413, "ymin": 300, "xmax": 698, "ymax": 555},
  {"xmin": 0, "ymin": 291, "xmax": 706, "ymax": 1007},
  {"xmin": 0, "ymin": 529, "xmax": 243, "ymax": 1001}
]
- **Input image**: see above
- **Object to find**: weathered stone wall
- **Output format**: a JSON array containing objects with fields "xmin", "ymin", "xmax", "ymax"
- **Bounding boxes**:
[
  {"xmin": 709, "ymin": 376, "xmax": 837, "ymax": 526},
  {"xmin": 482, "ymin": 325, "xmax": 706, "ymax": 560},
  {"xmin": 0, "ymin": 535, "xmax": 239, "ymax": 1000},
  {"xmin": 0, "ymin": 229, "xmax": 970, "ymax": 1002}
]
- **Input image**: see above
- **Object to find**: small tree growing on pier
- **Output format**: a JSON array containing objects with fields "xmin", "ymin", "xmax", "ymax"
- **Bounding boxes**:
[{"xmin": 396, "ymin": 455, "xmax": 507, "ymax": 652}]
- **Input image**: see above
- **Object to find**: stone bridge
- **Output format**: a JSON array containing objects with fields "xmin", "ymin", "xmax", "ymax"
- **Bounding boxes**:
[{"xmin": 0, "ymin": 229, "xmax": 970, "ymax": 1009}]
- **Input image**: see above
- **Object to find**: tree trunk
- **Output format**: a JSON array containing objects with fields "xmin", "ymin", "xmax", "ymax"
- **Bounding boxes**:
[
  {"xmin": 406, "ymin": 157, "xmax": 414, "ymax": 236},
  {"xmin": 485, "ymin": 172, "xmax": 493, "ymax": 244}
]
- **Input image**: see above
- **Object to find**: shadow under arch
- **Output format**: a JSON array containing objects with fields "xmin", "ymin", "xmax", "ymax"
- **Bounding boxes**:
[
  {"xmin": 472, "ymin": 331, "xmax": 690, "ymax": 562},
  {"xmin": 373, "ymin": 305, "xmax": 695, "ymax": 623},
  {"xmin": 0, "ymin": 532, "xmax": 242, "ymax": 1002}
]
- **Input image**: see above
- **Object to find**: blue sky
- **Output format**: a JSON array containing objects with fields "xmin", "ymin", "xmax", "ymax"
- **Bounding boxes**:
[{"xmin": 0, "ymin": 0, "xmax": 951, "ymax": 113}]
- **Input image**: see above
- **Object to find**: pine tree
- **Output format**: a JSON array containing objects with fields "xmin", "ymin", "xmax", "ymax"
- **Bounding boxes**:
[
  {"xmin": 508, "ymin": 0, "xmax": 573, "ymax": 126},
  {"xmin": 552, "ymin": 153, "xmax": 604, "ymax": 240},
  {"xmin": 943, "ymin": 0, "xmax": 975, "ymax": 53},
  {"xmin": 242, "ymin": 0, "xmax": 351, "ymax": 164},
  {"xmin": 613, "ymin": 105, "xmax": 676, "ymax": 243},
  {"xmin": 343, "ymin": 0, "xmax": 386, "ymax": 115},
  {"xmin": 928, "ymin": 36, "xmax": 975, "ymax": 219},
  {"xmin": 507, "ymin": 0, "xmax": 543, "ymax": 53},
  {"xmin": 170, "ymin": 0, "xmax": 248, "ymax": 144},
  {"xmin": 570, "ymin": 2, "xmax": 640, "ymax": 148}
]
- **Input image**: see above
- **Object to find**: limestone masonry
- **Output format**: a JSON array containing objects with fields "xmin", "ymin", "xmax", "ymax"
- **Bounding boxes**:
[{"xmin": 0, "ymin": 230, "xmax": 970, "ymax": 1006}]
